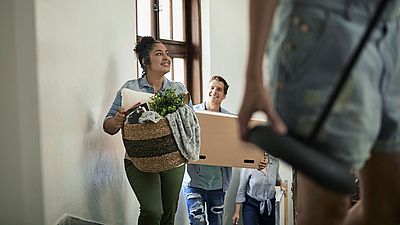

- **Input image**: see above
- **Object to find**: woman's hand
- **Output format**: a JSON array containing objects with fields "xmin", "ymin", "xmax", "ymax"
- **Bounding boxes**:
[
  {"xmin": 257, "ymin": 153, "xmax": 268, "ymax": 170},
  {"xmin": 114, "ymin": 108, "xmax": 127, "ymax": 130},
  {"xmin": 103, "ymin": 108, "xmax": 126, "ymax": 135},
  {"xmin": 232, "ymin": 203, "xmax": 242, "ymax": 225},
  {"xmin": 238, "ymin": 67, "xmax": 287, "ymax": 141},
  {"xmin": 232, "ymin": 212, "xmax": 240, "ymax": 225}
]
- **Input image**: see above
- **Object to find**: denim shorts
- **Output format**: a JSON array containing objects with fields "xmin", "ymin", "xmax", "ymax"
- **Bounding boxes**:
[{"xmin": 268, "ymin": 0, "xmax": 400, "ymax": 169}]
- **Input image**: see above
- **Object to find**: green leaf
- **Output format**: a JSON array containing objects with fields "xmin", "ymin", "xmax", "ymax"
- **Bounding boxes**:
[{"xmin": 149, "ymin": 88, "xmax": 185, "ymax": 117}]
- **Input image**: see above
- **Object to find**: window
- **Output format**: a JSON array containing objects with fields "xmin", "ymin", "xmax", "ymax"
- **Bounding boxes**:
[{"xmin": 136, "ymin": 0, "xmax": 202, "ymax": 103}]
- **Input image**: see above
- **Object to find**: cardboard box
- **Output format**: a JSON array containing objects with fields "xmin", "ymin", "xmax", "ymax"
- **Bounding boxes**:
[{"xmin": 190, "ymin": 110, "xmax": 267, "ymax": 168}]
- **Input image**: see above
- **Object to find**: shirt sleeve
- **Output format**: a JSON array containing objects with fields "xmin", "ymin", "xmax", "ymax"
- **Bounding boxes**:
[
  {"xmin": 235, "ymin": 168, "xmax": 251, "ymax": 203},
  {"xmin": 105, "ymin": 89, "xmax": 122, "ymax": 119},
  {"xmin": 275, "ymin": 159, "xmax": 282, "ymax": 185},
  {"xmin": 174, "ymin": 82, "xmax": 194, "ymax": 109}
]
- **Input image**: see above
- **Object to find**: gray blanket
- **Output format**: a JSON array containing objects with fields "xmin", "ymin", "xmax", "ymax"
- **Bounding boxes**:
[{"xmin": 166, "ymin": 105, "xmax": 201, "ymax": 161}]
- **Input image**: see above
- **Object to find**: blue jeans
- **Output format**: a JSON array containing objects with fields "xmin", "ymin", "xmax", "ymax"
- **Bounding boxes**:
[
  {"xmin": 183, "ymin": 186, "xmax": 225, "ymax": 225},
  {"xmin": 242, "ymin": 195, "xmax": 276, "ymax": 225},
  {"xmin": 268, "ymin": 0, "xmax": 400, "ymax": 169}
]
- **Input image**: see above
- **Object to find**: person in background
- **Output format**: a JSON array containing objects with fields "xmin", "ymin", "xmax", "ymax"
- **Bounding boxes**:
[
  {"xmin": 103, "ymin": 36, "xmax": 188, "ymax": 225},
  {"xmin": 232, "ymin": 154, "xmax": 285, "ymax": 225},
  {"xmin": 183, "ymin": 75, "xmax": 267, "ymax": 225},
  {"xmin": 238, "ymin": 1, "xmax": 400, "ymax": 225},
  {"xmin": 183, "ymin": 75, "xmax": 233, "ymax": 225}
]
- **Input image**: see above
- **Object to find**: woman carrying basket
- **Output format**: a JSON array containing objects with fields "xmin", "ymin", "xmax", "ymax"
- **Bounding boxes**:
[{"xmin": 103, "ymin": 36, "xmax": 189, "ymax": 225}]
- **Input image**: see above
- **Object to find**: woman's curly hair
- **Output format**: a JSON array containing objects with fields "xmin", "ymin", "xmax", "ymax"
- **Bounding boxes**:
[{"xmin": 134, "ymin": 36, "xmax": 160, "ymax": 76}]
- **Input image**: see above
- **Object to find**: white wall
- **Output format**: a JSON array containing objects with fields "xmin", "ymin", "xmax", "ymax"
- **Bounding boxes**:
[
  {"xmin": 35, "ymin": 0, "xmax": 138, "ymax": 224},
  {"xmin": 207, "ymin": 0, "xmax": 248, "ymax": 113}
]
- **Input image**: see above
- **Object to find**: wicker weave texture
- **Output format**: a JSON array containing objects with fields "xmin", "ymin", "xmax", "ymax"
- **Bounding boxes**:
[
  {"xmin": 130, "ymin": 151, "xmax": 186, "ymax": 173},
  {"xmin": 123, "ymin": 119, "xmax": 171, "ymax": 140},
  {"xmin": 122, "ymin": 119, "xmax": 186, "ymax": 172}
]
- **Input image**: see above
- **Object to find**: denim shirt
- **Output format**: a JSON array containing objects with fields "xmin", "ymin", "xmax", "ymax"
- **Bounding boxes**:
[
  {"xmin": 184, "ymin": 102, "xmax": 233, "ymax": 192},
  {"xmin": 236, "ymin": 157, "xmax": 282, "ymax": 215},
  {"xmin": 105, "ymin": 75, "xmax": 189, "ymax": 118}
]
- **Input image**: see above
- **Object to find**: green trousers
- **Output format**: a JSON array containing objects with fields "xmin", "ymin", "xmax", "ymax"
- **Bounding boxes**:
[{"xmin": 124, "ymin": 159, "xmax": 185, "ymax": 225}]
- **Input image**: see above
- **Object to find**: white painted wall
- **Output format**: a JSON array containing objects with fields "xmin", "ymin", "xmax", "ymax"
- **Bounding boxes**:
[
  {"xmin": 207, "ymin": 0, "xmax": 248, "ymax": 113},
  {"xmin": 1, "ymin": 0, "xmax": 293, "ymax": 224},
  {"xmin": 34, "ymin": 0, "xmax": 139, "ymax": 224}
]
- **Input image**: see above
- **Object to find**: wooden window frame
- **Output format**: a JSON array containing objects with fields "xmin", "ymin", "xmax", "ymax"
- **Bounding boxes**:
[{"xmin": 135, "ymin": 0, "xmax": 202, "ymax": 104}]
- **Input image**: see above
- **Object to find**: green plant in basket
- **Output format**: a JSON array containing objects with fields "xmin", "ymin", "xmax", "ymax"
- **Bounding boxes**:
[{"xmin": 149, "ymin": 88, "xmax": 185, "ymax": 117}]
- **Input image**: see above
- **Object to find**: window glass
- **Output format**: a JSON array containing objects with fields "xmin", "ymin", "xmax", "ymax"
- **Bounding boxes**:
[
  {"xmin": 173, "ymin": 58, "xmax": 185, "ymax": 84},
  {"xmin": 137, "ymin": 0, "xmax": 152, "ymax": 36},
  {"xmin": 172, "ymin": 0, "xmax": 185, "ymax": 41},
  {"xmin": 159, "ymin": 0, "xmax": 171, "ymax": 40}
]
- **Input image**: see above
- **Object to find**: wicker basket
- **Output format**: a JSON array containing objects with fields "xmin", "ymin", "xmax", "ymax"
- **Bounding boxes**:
[{"xmin": 122, "ymin": 118, "xmax": 187, "ymax": 172}]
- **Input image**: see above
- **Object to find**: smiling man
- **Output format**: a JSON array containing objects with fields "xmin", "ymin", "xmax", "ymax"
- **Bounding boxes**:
[{"xmin": 183, "ymin": 75, "xmax": 232, "ymax": 225}]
